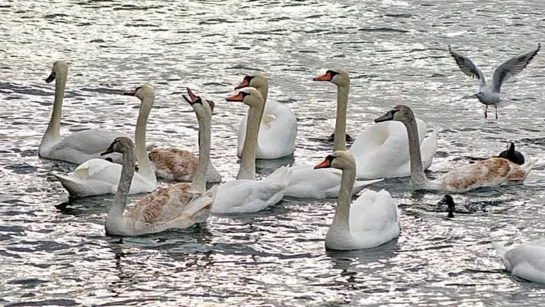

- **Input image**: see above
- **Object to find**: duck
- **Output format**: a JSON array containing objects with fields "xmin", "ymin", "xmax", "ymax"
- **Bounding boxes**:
[
  {"xmin": 316, "ymin": 68, "xmax": 437, "ymax": 179},
  {"xmin": 147, "ymin": 88, "xmax": 222, "ymax": 183},
  {"xmin": 283, "ymin": 70, "xmax": 386, "ymax": 199},
  {"xmin": 495, "ymin": 240, "xmax": 545, "ymax": 284},
  {"xmin": 53, "ymin": 85, "xmax": 157, "ymax": 197},
  {"xmin": 448, "ymin": 44, "xmax": 540, "ymax": 119},
  {"xmin": 101, "ymin": 135, "xmax": 216, "ymax": 237},
  {"xmin": 499, "ymin": 142, "xmax": 525, "ymax": 165},
  {"xmin": 374, "ymin": 105, "xmax": 536, "ymax": 192},
  {"xmin": 314, "ymin": 150, "xmax": 400, "ymax": 250},
  {"xmin": 39, "ymin": 60, "xmax": 127, "ymax": 164},
  {"xmin": 212, "ymin": 87, "xmax": 291, "ymax": 214},
  {"xmin": 234, "ymin": 73, "xmax": 297, "ymax": 159}
]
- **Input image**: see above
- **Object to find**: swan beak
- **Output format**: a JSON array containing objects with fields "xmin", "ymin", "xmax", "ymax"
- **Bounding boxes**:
[
  {"xmin": 101, "ymin": 145, "xmax": 115, "ymax": 156},
  {"xmin": 235, "ymin": 77, "xmax": 250, "ymax": 90},
  {"xmin": 374, "ymin": 111, "xmax": 394, "ymax": 123},
  {"xmin": 314, "ymin": 159, "xmax": 332, "ymax": 169},
  {"xmin": 226, "ymin": 93, "xmax": 244, "ymax": 102},
  {"xmin": 182, "ymin": 88, "xmax": 202, "ymax": 105},
  {"xmin": 313, "ymin": 71, "xmax": 332, "ymax": 81},
  {"xmin": 45, "ymin": 72, "xmax": 56, "ymax": 83},
  {"xmin": 124, "ymin": 89, "xmax": 137, "ymax": 96},
  {"xmin": 186, "ymin": 87, "xmax": 198, "ymax": 101}
]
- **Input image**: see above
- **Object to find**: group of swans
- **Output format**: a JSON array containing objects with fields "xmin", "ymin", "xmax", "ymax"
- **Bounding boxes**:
[{"xmin": 39, "ymin": 58, "xmax": 542, "ymax": 281}]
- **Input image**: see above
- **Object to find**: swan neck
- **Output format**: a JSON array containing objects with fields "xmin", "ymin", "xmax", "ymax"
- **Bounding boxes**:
[
  {"xmin": 106, "ymin": 146, "xmax": 136, "ymax": 232},
  {"xmin": 44, "ymin": 72, "xmax": 67, "ymax": 140},
  {"xmin": 332, "ymin": 165, "xmax": 355, "ymax": 232},
  {"xmin": 403, "ymin": 118, "xmax": 429, "ymax": 188},
  {"xmin": 135, "ymin": 96, "xmax": 155, "ymax": 182},
  {"xmin": 192, "ymin": 112, "xmax": 211, "ymax": 192},
  {"xmin": 237, "ymin": 104, "xmax": 263, "ymax": 180},
  {"xmin": 334, "ymin": 84, "xmax": 349, "ymax": 151},
  {"xmin": 256, "ymin": 83, "xmax": 269, "ymax": 105}
]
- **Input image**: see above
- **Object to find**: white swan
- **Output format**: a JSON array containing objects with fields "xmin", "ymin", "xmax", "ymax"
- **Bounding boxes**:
[
  {"xmin": 212, "ymin": 87, "xmax": 291, "ymax": 214},
  {"xmin": 235, "ymin": 73, "xmax": 297, "ymax": 159},
  {"xmin": 147, "ymin": 88, "xmax": 222, "ymax": 183},
  {"xmin": 101, "ymin": 137, "xmax": 216, "ymax": 237},
  {"xmin": 314, "ymin": 151, "xmax": 400, "ymax": 250},
  {"xmin": 374, "ymin": 105, "xmax": 536, "ymax": 192},
  {"xmin": 495, "ymin": 239, "xmax": 545, "ymax": 284},
  {"xmin": 316, "ymin": 69, "xmax": 437, "ymax": 179},
  {"xmin": 53, "ymin": 84, "xmax": 157, "ymax": 197},
  {"xmin": 39, "ymin": 61, "xmax": 128, "ymax": 164},
  {"xmin": 283, "ymin": 70, "xmax": 386, "ymax": 199}
]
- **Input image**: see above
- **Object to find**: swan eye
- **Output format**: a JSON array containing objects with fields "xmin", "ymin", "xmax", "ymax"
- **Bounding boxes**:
[{"xmin": 326, "ymin": 70, "xmax": 338, "ymax": 77}]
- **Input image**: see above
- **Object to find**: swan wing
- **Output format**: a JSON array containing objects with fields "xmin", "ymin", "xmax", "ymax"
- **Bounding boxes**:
[
  {"xmin": 421, "ymin": 129, "xmax": 438, "ymax": 171},
  {"xmin": 504, "ymin": 244, "xmax": 545, "ymax": 283},
  {"xmin": 437, "ymin": 158, "xmax": 516, "ymax": 192},
  {"xmin": 255, "ymin": 103, "xmax": 297, "ymax": 159}
]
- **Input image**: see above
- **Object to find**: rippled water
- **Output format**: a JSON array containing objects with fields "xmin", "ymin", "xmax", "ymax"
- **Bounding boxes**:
[{"xmin": 2, "ymin": 0, "xmax": 545, "ymax": 305}]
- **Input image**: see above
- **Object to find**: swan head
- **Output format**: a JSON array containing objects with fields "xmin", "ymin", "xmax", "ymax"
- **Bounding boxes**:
[
  {"xmin": 235, "ymin": 73, "xmax": 268, "ymax": 90},
  {"xmin": 101, "ymin": 137, "xmax": 134, "ymax": 156},
  {"xmin": 314, "ymin": 150, "xmax": 356, "ymax": 170},
  {"xmin": 225, "ymin": 87, "xmax": 264, "ymax": 108},
  {"xmin": 45, "ymin": 60, "xmax": 69, "ymax": 83},
  {"xmin": 124, "ymin": 84, "xmax": 155, "ymax": 101},
  {"xmin": 313, "ymin": 68, "xmax": 349, "ymax": 86},
  {"xmin": 374, "ymin": 105, "xmax": 414, "ymax": 123},
  {"xmin": 439, "ymin": 195, "xmax": 455, "ymax": 218},
  {"xmin": 182, "ymin": 87, "xmax": 215, "ymax": 116}
]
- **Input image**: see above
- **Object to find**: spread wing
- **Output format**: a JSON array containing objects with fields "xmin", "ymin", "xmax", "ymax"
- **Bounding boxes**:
[
  {"xmin": 448, "ymin": 45, "xmax": 486, "ymax": 86},
  {"xmin": 492, "ymin": 43, "xmax": 540, "ymax": 93}
]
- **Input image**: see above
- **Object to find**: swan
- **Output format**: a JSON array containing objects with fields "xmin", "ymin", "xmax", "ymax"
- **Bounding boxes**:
[
  {"xmin": 314, "ymin": 151, "xmax": 400, "ymax": 250},
  {"xmin": 235, "ymin": 73, "xmax": 297, "ymax": 159},
  {"xmin": 284, "ymin": 69, "xmax": 392, "ymax": 199},
  {"xmin": 101, "ymin": 137, "xmax": 216, "ymax": 237},
  {"xmin": 53, "ymin": 84, "xmax": 157, "ymax": 197},
  {"xmin": 495, "ymin": 239, "xmax": 545, "ymax": 284},
  {"xmin": 312, "ymin": 68, "xmax": 437, "ymax": 179},
  {"xmin": 147, "ymin": 88, "xmax": 222, "ymax": 183},
  {"xmin": 374, "ymin": 105, "xmax": 536, "ymax": 192},
  {"xmin": 212, "ymin": 87, "xmax": 291, "ymax": 214},
  {"xmin": 39, "ymin": 60, "xmax": 127, "ymax": 164}
]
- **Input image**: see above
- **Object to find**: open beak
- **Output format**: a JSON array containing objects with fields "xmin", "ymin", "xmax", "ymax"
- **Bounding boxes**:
[
  {"xmin": 183, "ymin": 88, "xmax": 201, "ymax": 105},
  {"xmin": 314, "ymin": 159, "xmax": 332, "ymax": 169},
  {"xmin": 45, "ymin": 72, "xmax": 56, "ymax": 83},
  {"xmin": 226, "ymin": 92, "xmax": 244, "ymax": 102},
  {"xmin": 374, "ymin": 111, "xmax": 394, "ymax": 123},
  {"xmin": 235, "ymin": 78, "xmax": 250, "ymax": 90},
  {"xmin": 313, "ymin": 71, "xmax": 332, "ymax": 82}
]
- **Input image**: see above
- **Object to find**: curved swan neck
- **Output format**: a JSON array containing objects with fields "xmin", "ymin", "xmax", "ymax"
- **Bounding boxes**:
[
  {"xmin": 135, "ymin": 96, "xmax": 155, "ymax": 182},
  {"xmin": 332, "ymin": 164, "xmax": 356, "ymax": 233},
  {"xmin": 334, "ymin": 84, "xmax": 349, "ymax": 151},
  {"xmin": 237, "ymin": 103, "xmax": 263, "ymax": 180},
  {"xmin": 192, "ymin": 112, "xmax": 211, "ymax": 192},
  {"xmin": 43, "ymin": 71, "xmax": 67, "ymax": 141},
  {"xmin": 403, "ymin": 118, "xmax": 429, "ymax": 188},
  {"xmin": 106, "ymin": 146, "xmax": 136, "ymax": 233}
]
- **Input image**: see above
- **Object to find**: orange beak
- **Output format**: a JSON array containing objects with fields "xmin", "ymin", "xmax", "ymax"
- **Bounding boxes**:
[
  {"xmin": 186, "ymin": 87, "xmax": 198, "ymax": 101},
  {"xmin": 313, "ymin": 71, "xmax": 332, "ymax": 81},
  {"xmin": 314, "ymin": 159, "xmax": 332, "ymax": 169},
  {"xmin": 235, "ymin": 78, "xmax": 250, "ymax": 90},
  {"xmin": 226, "ymin": 92, "xmax": 244, "ymax": 102}
]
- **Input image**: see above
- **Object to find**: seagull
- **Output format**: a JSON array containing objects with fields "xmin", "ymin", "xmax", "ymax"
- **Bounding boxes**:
[{"xmin": 448, "ymin": 43, "xmax": 541, "ymax": 119}]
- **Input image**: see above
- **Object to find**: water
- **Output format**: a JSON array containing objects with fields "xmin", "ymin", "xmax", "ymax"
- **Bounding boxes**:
[{"xmin": 1, "ymin": 0, "xmax": 545, "ymax": 305}]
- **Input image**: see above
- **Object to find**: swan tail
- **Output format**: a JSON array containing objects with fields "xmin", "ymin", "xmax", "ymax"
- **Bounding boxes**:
[
  {"xmin": 53, "ymin": 172, "xmax": 113, "ymax": 197},
  {"xmin": 508, "ymin": 158, "xmax": 537, "ymax": 182},
  {"xmin": 352, "ymin": 178, "xmax": 384, "ymax": 195},
  {"xmin": 184, "ymin": 185, "xmax": 218, "ymax": 223}
]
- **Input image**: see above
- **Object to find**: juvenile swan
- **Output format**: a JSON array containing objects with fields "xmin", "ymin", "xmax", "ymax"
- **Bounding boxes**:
[{"xmin": 375, "ymin": 105, "xmax": 535, "ymax": 192}]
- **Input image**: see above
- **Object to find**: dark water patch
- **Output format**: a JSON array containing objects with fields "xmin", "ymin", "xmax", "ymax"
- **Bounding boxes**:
[
  {"xmin": 384, "ymin": 13, "xmax": 413, "ymax": 18},
  {"xmin": 6, "ymin": 299, "xmax": 78, "ymax": 307},
  {"xmin": 359, "ymin": 27, "xmax": 409, "ymax": 33},
  {"xmin": 4, "ymin": 163, "xmax": 39, "ymax": 175}
]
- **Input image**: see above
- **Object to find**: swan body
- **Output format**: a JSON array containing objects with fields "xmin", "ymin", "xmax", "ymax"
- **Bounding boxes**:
[
  {"xmin": 39, "ymin": 60, "xmax": 128, "ymax": 164},
  {"xmin": 283, "ymin": 165, "xmax": 383, "ymax": 199},
  {"xmin": 54, "ymin": 84, "xmax": 157, "ymax": 197},
  {"xmin": 375, "ymin": 105, "xmax": 535, "ymax": 193},
  {"xmin": 351, "ymin": 119, "xmax": 437, "ymax": 179},
  {"xmin": 495, "ymin": 239, "xmax": 545, "ymax": 284},
  {"xmin": 235, "ymin": 73, "xmax": 297, "ymax": 159},
  {"xmin": 212, "ymin": 87, "xmax": 291, "ymax": 214},
  {"xmin": 315, "ymin": 151, "xmax": 400, "ymax": 250},
  {"xmin": 148, "ymin": 148, "xmax": 222, "ymax": 183},
  {"xmin": 101, "ymin": 137, "xmax": 215, "ymax": 237}
]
